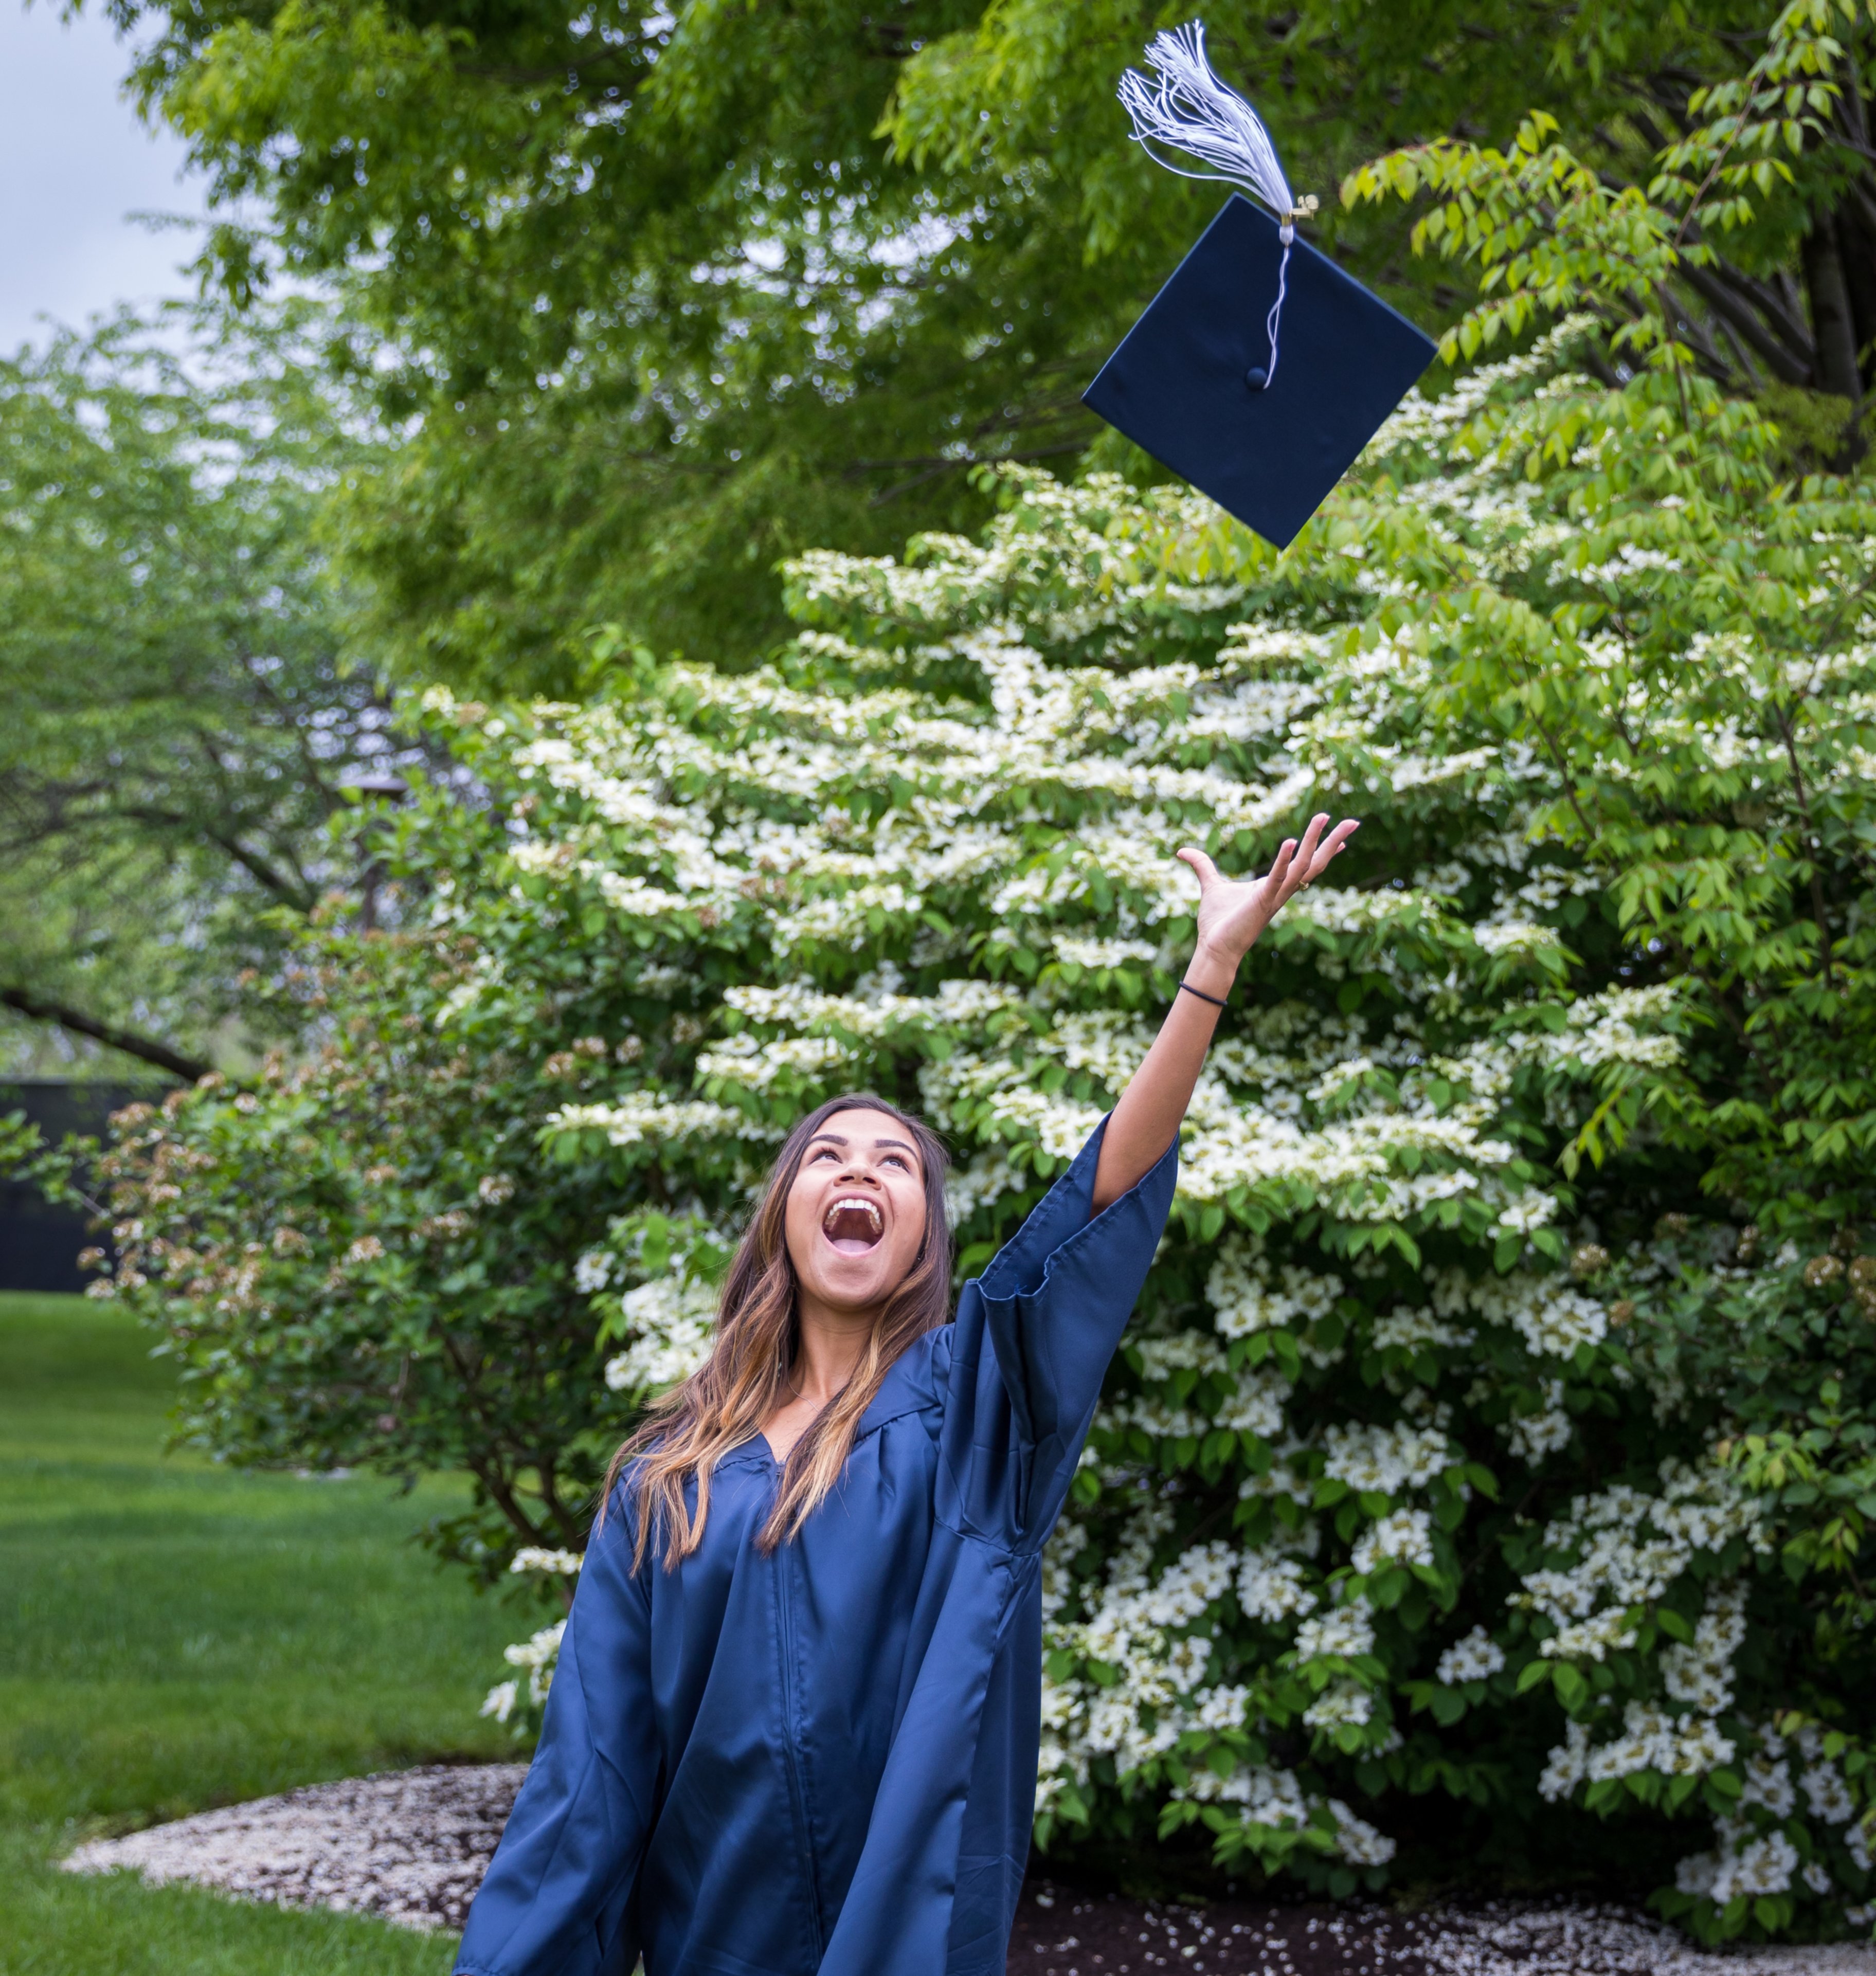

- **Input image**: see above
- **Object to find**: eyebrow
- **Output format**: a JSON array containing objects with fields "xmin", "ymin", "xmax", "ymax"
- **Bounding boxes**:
[{"xmin": 806, "ymin": 1132, "xmax": 918, "ymax": 1157}]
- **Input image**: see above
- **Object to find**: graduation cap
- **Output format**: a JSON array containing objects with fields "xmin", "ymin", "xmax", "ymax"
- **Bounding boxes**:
[{"xmin": 1084, "ymin": 24, "xmax": 1437, "ymax": 550}]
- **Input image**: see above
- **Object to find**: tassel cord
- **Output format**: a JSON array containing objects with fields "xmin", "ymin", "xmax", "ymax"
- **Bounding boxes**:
[
  {"xmin": 1265, "ymin": 234, "xmax": 1291, "ymax": 388},
  {"xmin": 1118, "ymin": 22, "xmax": 1307, "ymax": 386}
]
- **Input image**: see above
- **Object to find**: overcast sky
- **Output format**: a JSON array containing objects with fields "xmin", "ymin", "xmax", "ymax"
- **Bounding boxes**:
[{"xmin": 1, "ymin": 3, "xmax": 210, "ymax": 354}]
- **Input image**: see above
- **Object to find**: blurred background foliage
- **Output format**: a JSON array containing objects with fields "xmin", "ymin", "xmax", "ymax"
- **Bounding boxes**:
[
  {"xmin": 0, "ymin": 300, "xmax": 416, "ymax": 1079},
  {"xmin": 66, "ymin": 0, "xmax": 1876, "ymax": 690},
  {"xmin": 10, "ymin": 0, "xmax": 1876, "ymax": 1080}
]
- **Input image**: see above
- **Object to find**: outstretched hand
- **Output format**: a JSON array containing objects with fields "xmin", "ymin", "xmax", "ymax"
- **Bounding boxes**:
[
  {"xmin": 1089, "ymin": 812, "xmax": 1360, "ymax": 1211},
  {"xmin": 1089, "ymin": 811, "xmax": 1360, "ymax": 1210},
  {"xmin": 1177, "ymin": 813, "xmax": 1360, "ymax": 966}
]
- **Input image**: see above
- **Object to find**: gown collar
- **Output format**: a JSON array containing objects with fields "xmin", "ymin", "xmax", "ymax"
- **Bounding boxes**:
[{"xmin": 718, "ymin": 1326, "xmax": 948, "ymax": 1470}]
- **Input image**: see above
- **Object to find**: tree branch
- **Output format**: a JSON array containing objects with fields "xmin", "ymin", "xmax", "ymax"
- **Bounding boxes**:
[
  {"xmin": 0, "ymin": 986, "xmax": 209, "ymax": 1080},
  {"xmin": 1674, "ymin": 263, "xmax": 1812, "ymax": 384},
  {"xmin": 201, "ymin": 826, "xmax": 319, "ymax": 911}
]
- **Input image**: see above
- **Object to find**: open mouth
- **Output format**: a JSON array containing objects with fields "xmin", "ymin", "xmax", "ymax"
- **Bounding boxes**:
[{"xmin": 822, "ymin": 1194, "xmax": 885, "ymax": 1255}]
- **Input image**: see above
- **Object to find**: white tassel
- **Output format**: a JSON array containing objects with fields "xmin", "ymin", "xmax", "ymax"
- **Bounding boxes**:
[{"xmin": 1117, "ymin": 22, "xmax": 1316, "ymax": 386}]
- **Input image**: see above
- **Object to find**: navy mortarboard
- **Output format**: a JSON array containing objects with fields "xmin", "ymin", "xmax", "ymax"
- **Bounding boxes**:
[{"xmin": 1084, "ymin": 23, "xmax": 1437, "ymax": 550}]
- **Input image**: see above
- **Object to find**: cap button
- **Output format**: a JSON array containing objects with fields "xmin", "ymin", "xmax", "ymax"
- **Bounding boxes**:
[{"xmin": 1244, "ymin": 365, "xmax": 1269, "ymax": 391}]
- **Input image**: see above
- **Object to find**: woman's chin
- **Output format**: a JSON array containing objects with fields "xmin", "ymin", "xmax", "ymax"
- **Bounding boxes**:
[{"xmin": 802, "ymin": 1260, "xmax": 903, "ymax": 1314}]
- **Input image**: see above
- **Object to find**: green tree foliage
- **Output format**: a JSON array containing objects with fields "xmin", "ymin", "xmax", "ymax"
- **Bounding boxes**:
[
  {"xmin": 0, "ymin": 304, "xmax": 404, "ymax": 1078},
  {"xmin": 94, "ymin": 0, "xmax": 1876, "ymax": 683}
]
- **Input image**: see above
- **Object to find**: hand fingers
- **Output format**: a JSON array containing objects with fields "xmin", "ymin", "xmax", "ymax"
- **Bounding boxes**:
[
  {"xmin": 1176, "ymin": 845, "xmax": 1220, "ymax": 890},
  {"xmin": 1304, "ymin": 818, "xmax": 1360, "ymax": 880},
  {"xmin": 1284, "ymin": 814, "xmax": 1329, "ymax": 894},
  {"xmin": 1270, "ymin": 817, "xmax": 1326, "ymax": 902}
]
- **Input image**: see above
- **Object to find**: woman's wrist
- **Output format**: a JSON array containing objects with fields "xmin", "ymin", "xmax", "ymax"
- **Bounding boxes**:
[{"xmin": 1183, "ymin": 937, "xmax": 1244, "ymax": 1000}]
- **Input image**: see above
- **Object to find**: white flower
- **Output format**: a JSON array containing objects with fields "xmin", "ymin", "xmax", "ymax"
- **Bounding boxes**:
[
  {"xmin": 1329, "ymin": 1801, "xmax": 1396, "ymax": 1865},
  {"xmin": 1054, "ymin": 934, "xmax": 1160, "ymax": 969},
  {"xmin": 510, "ymin": 1547, "xmax": 583, "ymax": 1576},
  {"xmin": 1502, "ymin": 1379, "xmax": 1574, "ymax": 1462},
  {"xmin": 1539, "ymin": 1722, "xmax": 1590, "ymax": 1802},
  {"xmin": 1513, "ymin": 1466, "xmax": 1768, "ymax": 1662},
  {"xmin": 1801, "ymin": 1760, "xmax": 1855, "ymax": 1825},
  {"xmin": 1323, "ymin": 1422, "xmax": 1452, "ymax": 1496},
  {"xmin": 1675, "ymin": 1820, "xmax": 1799, "ymax": 1904},
  {"xmin": 491, "ymin": 1620, "xmax": 567, "ymax": 1712},
  {"xmin": 1303, "ymin": 1681, "xmax": 1374, "ymax": 1729},
  {"xmin": 1205, "ymin": 1238, "xmax": 1342, "ymax": 1340},
  {"xmin": 605, "ymin": 1275, "xmax": 718, "ymax": 1391},
  {"xmin": 503, "ymin": 1620, "xmax": 566, "ymax": 1671},
  {"xmin": 1370, "ymin": 1306, "xmax": 1474, "ymax": 1351},
  {"xmin": 478, "ymin": 1173, "xmax": 517, "ymax": 1205},
  {"xmin": 1581, "ymin": 1702, "xmax": 1735, "ymax": 1782},
  {"xmin": 1351, "ymin": 1509, "xmax": 1434, "ymax": 1575},
  {"xmin": 1466, "ymin": 1273, "xmax": 1608, "ymax": 1357},
  {"xmin": 1295, "ymin": 1605, "xmax": 1376, "ymax": 1662},
  {"xmin": 1236, "ymin": 1547, "xmax": 1318, "ymax": 1624},
  {"xmin": 1191, "ymin": 1684, "xmax": 1251, "ymax": 1730},
  {"xmin": 573, "ymin": 1249, "xmax": 616, "ymax": 1293},
  {"xmin": 1436, "ymin": 1626, "xmax": 1505, "ymax": 1685},
  {"xmin": 1661, "ymin": 1588, "xmax": 1747, "ymax": 1714},
  {"xmin": 1740, "ymin": 1744, "xmax": 1795, "ymax": 1818}
]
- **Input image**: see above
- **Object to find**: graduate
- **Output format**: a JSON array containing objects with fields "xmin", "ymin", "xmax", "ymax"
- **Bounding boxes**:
[{"xmin": 453, "ymin": 816, "xmax": 1357, "ymax": 1976}]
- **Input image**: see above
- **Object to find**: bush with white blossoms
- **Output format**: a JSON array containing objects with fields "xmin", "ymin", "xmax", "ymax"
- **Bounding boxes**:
[{"xmin": 69, "ymin": 144, "xmax": 1876, "ymax": 1944}]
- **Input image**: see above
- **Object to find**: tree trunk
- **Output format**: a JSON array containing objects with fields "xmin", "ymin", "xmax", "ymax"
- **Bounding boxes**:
[
  {"xmin": 1833, "ymin": 66, "xmax": 1876, "ymax": 388},
  {"xmin": 1801, "ymin": 213, "xmax": 1866, "ymax": 465},
  {"xmin": 1834, "ymin": 197, "xmax": 1876, "ymax": 393}
]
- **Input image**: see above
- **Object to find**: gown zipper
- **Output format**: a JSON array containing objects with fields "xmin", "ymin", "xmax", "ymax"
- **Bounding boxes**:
[{"xmin": 773, "ymin": 1491, "xmax": 826, "ymax": 1958}]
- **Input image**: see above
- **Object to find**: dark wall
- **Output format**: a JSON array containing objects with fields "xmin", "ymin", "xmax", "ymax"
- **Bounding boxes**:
[{"xmin": 0, "ymin": 1082, "xmax": 167, "ymax": 1294}]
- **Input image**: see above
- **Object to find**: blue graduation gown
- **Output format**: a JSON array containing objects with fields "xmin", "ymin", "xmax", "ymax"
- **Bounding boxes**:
[{"xmin": 455, "ymin": 1120, "xmax": 1177, "ymax": 1976}]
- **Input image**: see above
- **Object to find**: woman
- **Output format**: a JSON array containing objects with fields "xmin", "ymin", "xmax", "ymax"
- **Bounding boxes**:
[{"xmin": 456, "ymin": 817, "xmax": 1357, "ymax": 1976}]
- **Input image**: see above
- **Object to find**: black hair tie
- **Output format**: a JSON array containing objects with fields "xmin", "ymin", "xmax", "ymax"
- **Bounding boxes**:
[{"xmin": 1179, "ymin": 980, "xmax": 1229, "ymax": 1009}]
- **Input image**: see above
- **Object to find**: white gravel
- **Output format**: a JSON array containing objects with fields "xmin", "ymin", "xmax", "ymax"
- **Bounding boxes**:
[
  {"xmin": 63, "ymin": 1763, "xmax": 528, "ymax": 1933},
  {"xmin": 1408, "ymin": 1904, "xmax": 1875, "ymax": 1973},
  {"xmin": 62, "ymin": 1764, "xmax": 1876, "ymax": 1968}
]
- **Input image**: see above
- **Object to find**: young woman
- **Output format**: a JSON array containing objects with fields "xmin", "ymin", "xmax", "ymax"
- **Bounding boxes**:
[{"xmin": 456, "ymin": 817, "xmax": 1357, "ymax": 1976}]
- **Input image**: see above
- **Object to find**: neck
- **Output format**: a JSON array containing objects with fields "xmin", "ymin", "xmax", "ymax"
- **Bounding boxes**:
[{"xmin": 789, "ymin": 1292, "xmax": 879, "ymax": 1405}]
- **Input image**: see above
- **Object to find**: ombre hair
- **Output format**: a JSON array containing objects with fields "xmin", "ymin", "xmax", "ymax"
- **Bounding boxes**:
[{"xmin": 606, "ymin": 1093, "xmax": 952, "ymax": 1570}]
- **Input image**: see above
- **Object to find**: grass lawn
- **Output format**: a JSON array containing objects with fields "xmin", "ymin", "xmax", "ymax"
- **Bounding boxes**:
[{"xmin": 0, "ymin": 1291, "xmax": 527, "ymax": 1974}]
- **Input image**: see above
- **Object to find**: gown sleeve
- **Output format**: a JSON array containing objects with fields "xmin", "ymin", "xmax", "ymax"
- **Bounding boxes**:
[
  {"xmin": 454, "ymin": 1485, "xmax": 659, "ymax": 1976},
  {"xmin": 945, "ymin": 1114, "xmax": 1178, "ymax": 1551}
]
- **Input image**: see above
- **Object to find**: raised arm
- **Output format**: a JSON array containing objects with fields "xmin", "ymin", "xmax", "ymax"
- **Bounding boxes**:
[{"xmin": 1090, "ymin": 813, "xmax": 1359, "ymax": 1212}]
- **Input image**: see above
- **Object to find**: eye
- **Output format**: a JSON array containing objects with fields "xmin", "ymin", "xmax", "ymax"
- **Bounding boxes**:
[{"xmin": 882, "ymin": 1152, "xmax": 910, "ymax": 1171}]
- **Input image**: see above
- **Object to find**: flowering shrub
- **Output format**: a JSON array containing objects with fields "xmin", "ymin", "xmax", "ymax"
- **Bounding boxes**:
[{"xmin": 82, "ymin": 282, "xmax": 1876, "ymax": 1935}]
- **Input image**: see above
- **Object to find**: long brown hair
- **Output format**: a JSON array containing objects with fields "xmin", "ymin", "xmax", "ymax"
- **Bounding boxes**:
[{"xmin": 606, "ymin": 1093, "xmax": 952, "ymax": 1570}]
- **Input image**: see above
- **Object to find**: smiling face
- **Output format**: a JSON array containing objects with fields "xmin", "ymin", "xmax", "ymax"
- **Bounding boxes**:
[{"xmin": 782, "ymin": 1107, "xmax": 929, "ymax": 1323}]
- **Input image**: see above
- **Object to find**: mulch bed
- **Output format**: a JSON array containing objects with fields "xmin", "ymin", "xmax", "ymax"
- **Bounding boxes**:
[
  {"xmin": 1008, "ymin": 1882, "xmax": 1874, "ymax": 1974},
  {"xmin": 1009, "ymin": 1886, "xmax": 1431, "ymax": 1975}
]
